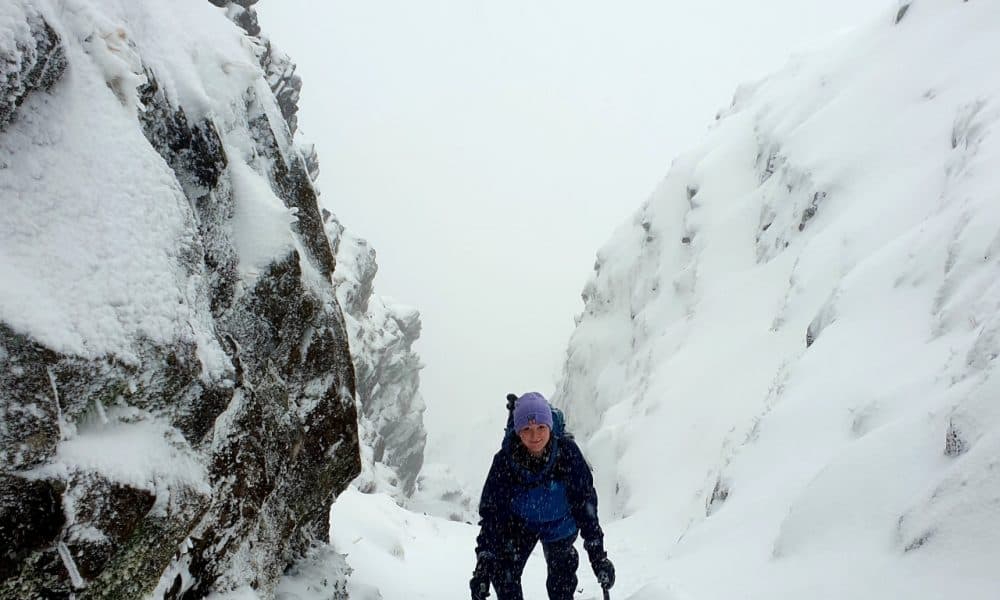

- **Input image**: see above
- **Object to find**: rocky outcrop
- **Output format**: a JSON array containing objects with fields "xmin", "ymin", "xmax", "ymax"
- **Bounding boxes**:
[
  {"xmin": 328, "ymin": 220, "xmax": 427, "ymax": 498},
  {"xmin": 0, "ymin": 5, "xmax": 66, "ymax": 133},
  {"xmin": 215, "ymin": 0, "xmax": 262, "ymax": 38},
  {"xmin": 259, "ymin": 38, "xmax": 303, "ymax": 137},
  {"xmin": 0, "ymin": 2, "xmax": 360, "ymax": 598}
]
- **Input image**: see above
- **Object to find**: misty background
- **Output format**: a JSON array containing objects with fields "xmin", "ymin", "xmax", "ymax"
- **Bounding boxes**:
[{"xmin": 256, "ymin": 0, "xmax": 893, "ymax": 487}]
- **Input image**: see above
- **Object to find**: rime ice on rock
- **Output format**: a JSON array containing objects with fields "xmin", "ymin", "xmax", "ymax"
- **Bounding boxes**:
[{"xmin": 328, "ymin": 216, "xmax": 428, "ymax": 499}]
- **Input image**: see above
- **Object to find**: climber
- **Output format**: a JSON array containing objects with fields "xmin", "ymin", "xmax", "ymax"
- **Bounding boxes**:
[{"xmin": 469, "ymin": 392, "xmax": 615, "ymax": 600}]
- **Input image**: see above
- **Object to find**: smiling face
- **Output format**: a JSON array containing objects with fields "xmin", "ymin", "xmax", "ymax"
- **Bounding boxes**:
[{"xmin": 517, "ymin": 421, "xmax": 551, "ymax": 457}]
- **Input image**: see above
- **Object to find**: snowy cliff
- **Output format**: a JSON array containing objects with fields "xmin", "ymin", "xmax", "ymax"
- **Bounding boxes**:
[
  {"xmin": 554, "ymin": 1, "xmax": 1000, "ymax": 597},
  {"xmin": 327, "ymin": 218, "xmax": 427, "ymax": 499},
  {"xmin": 0, "ymin": 1, "xmax": 394, "ymax": 597}
]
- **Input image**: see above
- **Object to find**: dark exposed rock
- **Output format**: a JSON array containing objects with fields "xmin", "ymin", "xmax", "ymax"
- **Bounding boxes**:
[
  {"xmin": 139, "ymin": 74, "xmax": 228, "ymax": 194},
  {"xmin": 138, "ymin": 70, "xmax": 237, "ymax": 317},
  {"xmin": 944, "ymin": 419, "xmax": 967, "ymax": 457},
  {"xmin": 0, "ymin": 325, "xmax": 63, "ymax": 470},
  {"xmin": 706, "ymin": 477, "xmax": 730, "ymax": 516},
  {"xmin": 903, "ymin": 530, "xmax": 932, "ymax": 553},
  {"xmin": 213, "ymin": 1, "xmax": 262, "ymax": 37},
  {"xmin": 797, "ymin": 191, "xmax": 826, "ymax": 232},
  {"xmin": 65, "ymin": 480, "xmax": 158, "ymax": 580},
  {"xmin": 951, "ymin": 99, "xmax": 988, "ymax": 152},
  {"xmin": 0, "ymin": 323, "xmax": 222, "ymax": 599},
  {"xmin": 259, "ymin": 40, "xmax": 304, "ymax": 137},
  {"xmin": 253, "ymin": 109, "xmax": 337, "ymax": 279},
  {"xmin": 229, "ymin": 5, "xmax": 261, "ymax": 37},
  {"xmin": 0, "ymin": 475, "xmax": 65, "ymax": 582},
  {"xmin": 0, "ymin": 10, "xmax": 67, "ymax": 133},
  {"xmin": 184, "ymin": 252, "xmax": 362, "ymax": 592},
  {"xmin": 299, "ymin": 142, "xmax": 321, "ymax": 184},
  {"xmin": 895, "ymin": 3, "xmax": 911, "ymax": 25},
  {"xmin": 758, "ymin": 148, "xmax": 781, "ymax": 183},
  {"xmin": 805, "ymin": 294, "xmax": 836, "ymax": 349},
  {"xmin": 752, "ymin": 143, "xmax": 831, "ymax": 262}
]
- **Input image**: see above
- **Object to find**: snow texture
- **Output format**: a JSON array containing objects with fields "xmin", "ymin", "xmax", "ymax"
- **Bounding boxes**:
[{"xmin": 0, "ymin": 0, "xmax": 243, "ymax": 371}]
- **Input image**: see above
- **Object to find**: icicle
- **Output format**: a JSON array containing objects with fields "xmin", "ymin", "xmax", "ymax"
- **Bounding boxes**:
[
  {"xmin": 94, "ymin": 398, "xmax": 109, "ymax": 425},
  {"xmin": 48, "ymin": 368, "xmax": 67, "ymax": 441},
  {"xmin": 57, "ymin": 542, "xmax": 85, "ymax": 590}
]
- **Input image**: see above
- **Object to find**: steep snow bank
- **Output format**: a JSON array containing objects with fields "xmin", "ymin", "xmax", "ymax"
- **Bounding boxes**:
[{"xmin": 555, "ymin": 1, "xmax": 1000, "ymax": 598}]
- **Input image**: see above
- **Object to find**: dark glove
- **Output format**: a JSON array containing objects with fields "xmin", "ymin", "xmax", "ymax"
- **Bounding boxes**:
[
  {"xmin": 469, "ymin": 555, "xmax": 491, "ymax": 600},
  {"xmin": 584, "ymin": 540, "xmax": 615, "ymax": 590},
  {"xmin": 591, "ymin": 555, "xmax": 615, "ymax": 589}
]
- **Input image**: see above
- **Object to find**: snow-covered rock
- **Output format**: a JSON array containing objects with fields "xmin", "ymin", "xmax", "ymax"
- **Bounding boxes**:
[
  {"xmin": 329, "ymin": 220, "xmax": 427, "ymax": 499},
  {"xmin": 555, "ymin": 1, "xmax": 1000, "ymax": 597},
  {"xmin": 0, "ymin": 3, "xmax": 65, "ymax": 133},
  {"xmin": 0, "ymin": 1, "xmax": 362, "ymax": 598}
]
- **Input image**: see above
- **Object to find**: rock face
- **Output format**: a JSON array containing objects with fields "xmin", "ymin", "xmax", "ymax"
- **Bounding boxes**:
[
  {"xmin": 0, "ymin": 2, "xmax": 362, "ymax": 598},
  {"xmin": 0, "ymin": 6, "xmax": 65, "ymax": 133},
  {"xmin": 328, "ymin": 220, "xmax": 427, "ymax": 499}
]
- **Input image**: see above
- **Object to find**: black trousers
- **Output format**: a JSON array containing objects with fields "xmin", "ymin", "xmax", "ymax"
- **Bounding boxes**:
[{"xmin": 488, "ymin": 529, "xmax": 579, "ymax": 600}]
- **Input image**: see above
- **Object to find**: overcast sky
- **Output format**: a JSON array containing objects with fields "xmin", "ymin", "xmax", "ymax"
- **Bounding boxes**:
[{"xmin": 257, "ymin": 0, "xmax": 893, "ymax": 474}]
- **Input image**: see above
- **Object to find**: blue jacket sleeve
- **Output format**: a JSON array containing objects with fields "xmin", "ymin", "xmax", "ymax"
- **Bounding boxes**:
[{"xmin": 559, "ymin": 438, "xmax": 605, "ymax": 553}]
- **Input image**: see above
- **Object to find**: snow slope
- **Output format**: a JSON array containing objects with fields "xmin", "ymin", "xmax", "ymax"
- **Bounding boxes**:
[
  {"xmin": 326, "ymin": 2, "xmax": 1000, "ymax": 599},
  {"xmin": 552, "ymin": 1, "xmax": 1000, "ymax": 598}
]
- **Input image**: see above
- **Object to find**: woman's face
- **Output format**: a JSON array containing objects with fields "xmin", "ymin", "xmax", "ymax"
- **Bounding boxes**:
[{"xmin": 518, "ymin": 422, "xmax": 551, "ymax": 457}]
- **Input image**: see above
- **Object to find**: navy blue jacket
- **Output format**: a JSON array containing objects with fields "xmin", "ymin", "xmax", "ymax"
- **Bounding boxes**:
[{"xmin": 475, "ymin": 434, "xmax": 604, "ymax": 557}]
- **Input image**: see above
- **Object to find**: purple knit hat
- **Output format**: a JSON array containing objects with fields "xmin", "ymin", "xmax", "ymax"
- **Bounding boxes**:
[{"xmin": 513, "ymin": 392, "xmax": 553, "ymax": 431}]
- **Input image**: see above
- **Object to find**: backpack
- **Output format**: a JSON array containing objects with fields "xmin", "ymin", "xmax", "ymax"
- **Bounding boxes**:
[{"xmin": 502, "ymin": 393, "xmax": 571, "ymax": 450}]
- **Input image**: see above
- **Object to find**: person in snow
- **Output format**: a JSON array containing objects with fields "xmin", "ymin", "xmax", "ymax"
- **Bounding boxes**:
[{"xmin": 469, "ymin": 392, "xmax": 615, "ymax": 600}]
